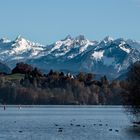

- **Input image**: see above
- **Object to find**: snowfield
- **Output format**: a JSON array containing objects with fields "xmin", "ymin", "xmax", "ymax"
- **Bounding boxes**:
[{"xmin": 0, "ymin": 106, "xmax": 139, "ymax": 140}]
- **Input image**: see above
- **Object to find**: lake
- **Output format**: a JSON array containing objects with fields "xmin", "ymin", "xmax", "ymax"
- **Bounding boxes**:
[{"xmin": 0, "ymin": 106, "xmax": 139, "ymax": 140}]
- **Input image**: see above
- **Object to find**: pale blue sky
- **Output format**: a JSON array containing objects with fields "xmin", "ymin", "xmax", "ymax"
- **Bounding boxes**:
[{"xmin": 0, "ymin": 0, "xmax": 140, "ymax": 44}]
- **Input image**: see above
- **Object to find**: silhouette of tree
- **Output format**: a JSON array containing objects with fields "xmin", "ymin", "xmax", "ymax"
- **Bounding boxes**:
[
  {"xmin": 12, "ymin": 62, "xmax": 33, "ymax": 74},
  {"xmin": 123, "ymin": 61, "xmax": 140, "ymax": 124}
]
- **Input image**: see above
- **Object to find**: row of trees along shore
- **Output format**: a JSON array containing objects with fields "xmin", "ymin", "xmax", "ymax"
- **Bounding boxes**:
[
  {"xmin": 0, "ymin": 61, "xmax": 139, "ymax": 124},
  {"xmin": 0, "ymin": 62, "xmax": 123, "ymax": 105}
]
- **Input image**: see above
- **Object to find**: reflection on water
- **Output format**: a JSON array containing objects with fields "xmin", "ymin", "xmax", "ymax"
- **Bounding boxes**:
[{"xmin": 126, "ymin": 126, "xmax": 140, "ymax": 137}]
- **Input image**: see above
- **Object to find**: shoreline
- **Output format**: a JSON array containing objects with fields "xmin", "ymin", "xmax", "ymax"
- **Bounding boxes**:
[{"xmin": 0, "ymin": 105, "xmax": 123, "ymax": 108}]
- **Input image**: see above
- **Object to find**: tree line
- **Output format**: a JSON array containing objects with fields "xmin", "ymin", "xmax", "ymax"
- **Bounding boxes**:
[
  {"xmin": 0, "ymin": 62, "xmax": 123, "ymax": 105},
  {"xmin": 1, "ymin": 61, "xmax": 139, "ymax": 124}
]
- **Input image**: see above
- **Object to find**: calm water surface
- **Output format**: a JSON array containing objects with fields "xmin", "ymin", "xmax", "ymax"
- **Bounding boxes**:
[{"xmin": 0, "ymin": 106, "xmax": 139, "ymax": 140}]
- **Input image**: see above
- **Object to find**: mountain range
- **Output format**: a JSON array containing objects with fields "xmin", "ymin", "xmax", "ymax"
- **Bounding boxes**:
[{"xmin": 0, "ymin": 35, "xmax": 140, "ymax": 79}]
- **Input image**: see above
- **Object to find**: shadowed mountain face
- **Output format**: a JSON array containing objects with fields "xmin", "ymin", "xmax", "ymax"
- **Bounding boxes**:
[
  {"xmin": 0, "ymin": 35, "xmax": 140, "ymax": 79},
  {"xmin": 0, "ymin": 62, "xmax": 11, "ymax": 74}
]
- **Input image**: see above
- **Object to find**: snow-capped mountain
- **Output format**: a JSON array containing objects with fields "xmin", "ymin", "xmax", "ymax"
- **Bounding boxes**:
[
  {"xmin": 0, "ymin": 35, "xmax": 44, "ymax": 64},
  {"xmin": 0, "ymin": 35, "xmax": 140, "ymax": 79}
]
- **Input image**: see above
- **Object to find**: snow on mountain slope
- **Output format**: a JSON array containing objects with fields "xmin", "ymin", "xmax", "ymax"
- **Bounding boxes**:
[
  {"xmin": 126, "ymin": 39, "xmax": 140, "ymax": 51},
  {"xmin": 0, "ymin": 37, "xmax": 11, "ymax": 43},
  {"xmin": 12, "ymin": 35, "xmax": 43, "ymax": 54},
  {"xmin": 0, "ymin": 35, "xmax": 45, "ymax": 64},
  {"xmin": 91, "ymin": 51, "xmax": 104, "ymax": 60},
  {"xmin": 0, "ymin": 35, "xmax": 140, "ymax": 78},
  {"xmin": 45, "ymin": 35, "xmax": 97, "ymax": 58}
]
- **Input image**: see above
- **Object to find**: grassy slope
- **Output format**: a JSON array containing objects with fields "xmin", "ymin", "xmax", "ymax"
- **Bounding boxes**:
[{"xmin": 5, "ymin": 74, "xmax": 25, "ymax": 80}]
